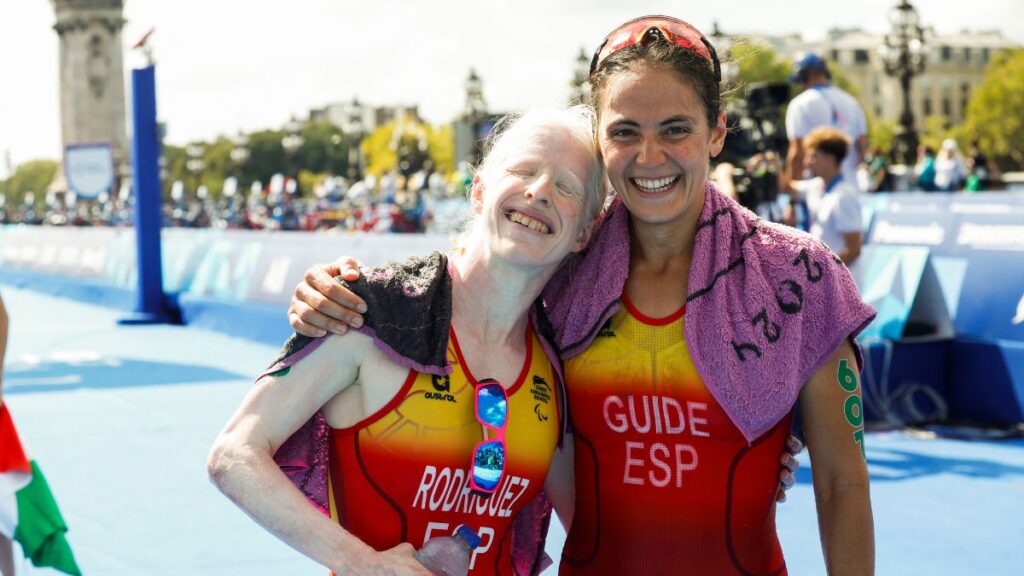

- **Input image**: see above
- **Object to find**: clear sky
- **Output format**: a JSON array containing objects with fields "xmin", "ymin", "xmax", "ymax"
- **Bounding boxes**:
[{"xmin": 1, "ymin": 0, "xmax": 1021, "ymax": 177}]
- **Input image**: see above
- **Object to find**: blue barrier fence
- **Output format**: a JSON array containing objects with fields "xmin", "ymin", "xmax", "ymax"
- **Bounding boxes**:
[
  {"xmin": 3, "ymin": 191, "xmax": 1023, "ymax": 426},
  {"xmin": 852, "ymin": 191, "xmax": 1024, "ymax": 427},
  {"xmin": 0, "ymin": 226, "xmax": 451, "ymax": 342}
]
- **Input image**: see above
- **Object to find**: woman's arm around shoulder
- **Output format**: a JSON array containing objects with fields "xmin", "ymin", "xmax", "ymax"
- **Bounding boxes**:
[
  {"xmin": 799, "ymin": 338, "xmax": 875, "ymax": 576},
  {"xmin": 289, "ymin": 257, "xmax": 367, "ymax": 337}
]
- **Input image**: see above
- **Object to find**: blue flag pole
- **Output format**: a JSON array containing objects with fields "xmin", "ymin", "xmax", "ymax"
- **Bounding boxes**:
[{"xmin": 120, "ymin": 64, "xmax": 177, "ymax": 325}]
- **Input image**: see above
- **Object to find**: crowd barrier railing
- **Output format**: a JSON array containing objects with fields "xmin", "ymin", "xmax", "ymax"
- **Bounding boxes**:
[{"xmin": 0, "ymin": 226, "xmax": 452, "ymax": 344}]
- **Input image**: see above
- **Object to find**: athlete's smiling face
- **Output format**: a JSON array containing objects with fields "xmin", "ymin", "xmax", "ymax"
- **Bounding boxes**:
[
  {"xmin": 472, "ymin": 128, "xmax": 595, "ymax": 268},
  {"xmin": 598, "ymin": 64, "xmax": 726, "ymax": 227}
]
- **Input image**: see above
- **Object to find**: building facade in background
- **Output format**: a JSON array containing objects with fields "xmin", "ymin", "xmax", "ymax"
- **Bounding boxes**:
[
  {"xmin": 822, "ymin": 28, "xmax": 1016, "ymax": 127},
  {"xmin": 309, "ymin": 101, "xmax": 422, "ymax": 135},
  {"xmin": 728, "ymin": 27, "xmax": 1017, "ymax": 129}
]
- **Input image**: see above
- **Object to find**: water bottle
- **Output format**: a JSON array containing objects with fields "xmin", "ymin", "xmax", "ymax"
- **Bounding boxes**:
[{"xmin": 414, "ymin": 524, "xmax": 482, "ymax": 576}]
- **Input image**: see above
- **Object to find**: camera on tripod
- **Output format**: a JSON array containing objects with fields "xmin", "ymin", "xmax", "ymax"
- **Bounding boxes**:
[{"xmin": 718, "ymin": 82, "xmax": 790, "ymax": 220}]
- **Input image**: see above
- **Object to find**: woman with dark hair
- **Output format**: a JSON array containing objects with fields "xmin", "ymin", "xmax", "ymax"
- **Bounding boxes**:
[{"xmin": 288, "ymin": 16, "xmax": 875, "ymax": 575}]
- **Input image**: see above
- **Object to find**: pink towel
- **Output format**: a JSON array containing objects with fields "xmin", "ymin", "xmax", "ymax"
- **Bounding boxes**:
[{"xmin": 543, "ymin": 183, "xmax": 876, "ymax": 441}]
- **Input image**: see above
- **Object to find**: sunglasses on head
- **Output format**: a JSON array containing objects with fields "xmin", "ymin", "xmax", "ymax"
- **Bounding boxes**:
[
  {"xmin": 589, "ymin": 15, "xmax": 721, "ymax": 83},
  {"xmin": 469, "ymin": 378, "xmax": 508, "ymax": 496}
]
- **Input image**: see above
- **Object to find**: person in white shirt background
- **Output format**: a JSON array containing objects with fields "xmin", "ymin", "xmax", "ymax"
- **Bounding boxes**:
[
  {"xmin": 785, "ymin": 126, "xmax": 863, "ymax": 266},
  {"xmin": 785, "ymin": 52, "xmax": 868, "ymax": 192},
  {"xmin": 934, "ymin": 138, "xmax": 968, "ymax": 192}
]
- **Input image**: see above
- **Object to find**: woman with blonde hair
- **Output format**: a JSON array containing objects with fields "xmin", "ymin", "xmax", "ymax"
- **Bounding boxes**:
[{"xmin": 209, "ymin": 107, "xmax": 607, "ymax": 575}]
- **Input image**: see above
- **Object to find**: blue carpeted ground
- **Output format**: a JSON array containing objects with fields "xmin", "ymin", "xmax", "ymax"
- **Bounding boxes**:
[{"xmin": 3, "ymin": 287, "xmax": 1022, "ymax": 575}]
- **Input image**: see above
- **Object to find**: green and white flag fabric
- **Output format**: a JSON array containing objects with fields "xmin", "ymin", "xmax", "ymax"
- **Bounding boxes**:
[{"xmin": 0, "ymin": 405, "xmax": 81, "ymax": 575}]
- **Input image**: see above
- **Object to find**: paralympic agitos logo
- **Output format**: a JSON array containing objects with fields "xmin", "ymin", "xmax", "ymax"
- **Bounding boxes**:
[{"xmin": 531, "ymin": 375, "xmax": 551, "ymax": 422}]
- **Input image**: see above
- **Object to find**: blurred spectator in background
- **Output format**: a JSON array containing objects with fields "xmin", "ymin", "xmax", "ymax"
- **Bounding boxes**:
[
  {"xmin": 711, "ymin": 162, "xmax": 739, "ymax": 201},
  {"xmin": 785, "ymin": 126, "xmax": 862, "ymax": 266},
  {"xmin": 934, "ymin": 138, "xmax": 967, "ymax": 192},
  {"xmin": 915, "ymin": 145, "xmax": 937, "ymax": 192},
  {"xmin": 965, "ymin": 139, "xmax": 1001, "ymax": 192},
  {"xmin": 786, "ymin": 52, "xmax": 868, "ymax": 193},
  {"xmin": 6, "ymin": 169, "xmax": 470, "ymax": 233},
  {"xmin": 865, "ymin": 146, "xmax": 892, "ymax": 193}
]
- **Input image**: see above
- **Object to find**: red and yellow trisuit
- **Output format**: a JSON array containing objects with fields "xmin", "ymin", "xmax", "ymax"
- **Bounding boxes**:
[
  {"xmin": 328, "ymin": 324, "xmax": 560, "ymax": 576},
  {"xmin": 561, "ymin": 294, "xmax": 792, "ymax": 575}
]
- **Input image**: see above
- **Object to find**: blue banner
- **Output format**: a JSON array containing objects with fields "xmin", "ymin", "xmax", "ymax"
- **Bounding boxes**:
[
  {"xmin": 943, "ymin": 212, "xmax": 1024, "ymax": 342},
  {"xmin": 0, "ymin": 225, "xmax": 452, "ymax": 306}
]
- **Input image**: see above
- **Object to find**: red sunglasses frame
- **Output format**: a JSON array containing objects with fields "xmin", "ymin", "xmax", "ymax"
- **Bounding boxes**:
[{"xmin": 589, "ymin": 15, "xmax": 721, "ymax": 82}]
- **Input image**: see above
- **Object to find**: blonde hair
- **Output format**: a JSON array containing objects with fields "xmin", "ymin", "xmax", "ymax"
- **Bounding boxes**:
[
  {"xmin": 475, "ymin": 106, "xmax": 605, "ymax": 219},
  {"xmin": 452, "ymin": 106, "xmax": 607, "ymax": 253}
]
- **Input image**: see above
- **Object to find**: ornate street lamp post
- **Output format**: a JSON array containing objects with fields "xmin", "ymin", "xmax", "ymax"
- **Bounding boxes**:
[
  {"xmin": 347, "ymin": 97, "xmax": 365, "ymax": 180},
  {"xmin": 226, "ymin": 131, "xmax": 250, "ymax": 222},
  {"xmin": 230, "ymin": 131, "xmax": 250, "ymax": 173},
  {"xmin": 281, "ymin": 116, "xmax": 305, "ymax": 180},
  {"xmin": 569, "ymin": 48, "xmax": 590, "ymax": 105},
  {"xmin": 464, "ymin": 69, "xmax": 488, "ymax": 164},
  {"xmin": 158, "ymin": 155, "xmax": 169, "ymax": 187},
  {"xmin": 879, "ymin": 0, "xmax": 926, "ymax": 165},
  {"xmin": 185, "ymin": 143, "xmax": 205, "ymax": 196},
  {"xmin": 464, "ymin": 69, "xmax": 486, "ymax": 123},
  {"xmin": 389, "ymin": 117, "xmax": 428, "ymax": 179}
]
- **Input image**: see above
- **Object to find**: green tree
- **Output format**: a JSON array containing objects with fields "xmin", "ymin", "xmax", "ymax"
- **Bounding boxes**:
[
  {"xmin": 426, "ymin": 124, "xmax": 455, "ymax": 176},
  {"xmin": 161, "ymin": 142, "xmax": 228, "ymax": 200},
  {"xmin": 731, "ymin": 42, "xmax": 792, "ymax": 89},
  {"xmin": 2, "ymin": 159, "xmax": 59, "ymax": 207},
  {"xmin": 361, "ymin": 123, "xmax": 399, "ymax": 178},
  {"xmin": 827, "ymin": 62, "xmax": 859, "ymax": 99},
  {"xmin": 360, "ymin": 120, "xmax": 454, "ymax": 179},
  {"xmin": 243, "ymin": 129, "xmax": 289, "ymax": 186},
  {"xmin": 729, "ymin": 42, "xmax": 857, "ymax": 100},
  {"xmin": 866, "ymin": 112, "xmax": 896, "ymax": 155},
  {"xmin": 961, "ymin": 48, "xmax": 1024, "ymax": 169},
  {"xmin": 160, "ymin": 124, "xmax": 352, "ymax": 200},
  {"xmin": 198, "ymin": 137, "xmax": 235, "ymax": 198},
  {"xmin": 297, "ymin": 121, "xmax": 349, "ymax": 177},
  {"xmin": 297, "ymin": 169, "xmax": 331, "ymax": 197},
  {"xmin": 919, "ymin": 115, "xmax": 955, "ymax": 152}
]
